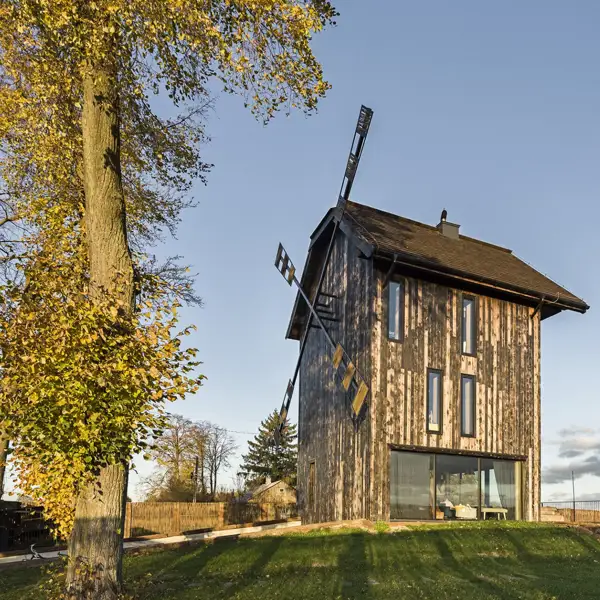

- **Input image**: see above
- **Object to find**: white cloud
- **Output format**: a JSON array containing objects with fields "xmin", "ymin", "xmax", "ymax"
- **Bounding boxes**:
[{"xmin": 543, "ymin": 427, "xmax": 600, "ymax": 486}]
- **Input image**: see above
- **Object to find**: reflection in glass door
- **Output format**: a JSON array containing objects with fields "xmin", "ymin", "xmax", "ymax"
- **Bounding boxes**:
[
  {"xmin": 480, "ymin": 458, "xmax": 521, "ymax": 520},
  {"xmin": 390, "ymin": 451, "xmax": 434, "ymax": 520},
  {"xmin": 435, "ymin": 455, "xmax": 479, "ymax": 520}
]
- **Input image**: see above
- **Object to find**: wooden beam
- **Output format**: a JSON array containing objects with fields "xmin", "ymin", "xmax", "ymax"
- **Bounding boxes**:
[
  {"xmin": 338, "ymin": 218, "xmax": 374, "ymax": 258},
  {"xmin": 388, "ymin": 443, "xmax": 528, "ymax": 462}
]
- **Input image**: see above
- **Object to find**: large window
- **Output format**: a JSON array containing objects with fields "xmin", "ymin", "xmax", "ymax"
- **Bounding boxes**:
[
  {"xmin": 461, "ymin": 375, "xmax": 476, "ymax": 437},
  {"xmin": 461, "ymin": 295, "xmax": 477, "ymax": 355},
  {"xmin": 389, "ymin": 450, "xmax": 523, "ymax": 521},
  {"xmin": 388, "ymin": 280, "xmax": 403, "ymax": 341},
  {"xmin": 390, "ymin": 451, "xmax": 433, "ymax": 520},
  {"xmin": 427, "ymin": 370, "xmax": 443, "ymax": 433}
]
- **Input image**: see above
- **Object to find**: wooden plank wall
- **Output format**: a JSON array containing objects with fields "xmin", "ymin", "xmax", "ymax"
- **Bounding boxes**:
[
  {"xmin": 297, "ymin": 230, "xmax": 373, "ymax": 524},
  {"xmin": 369, "ymin": 270, "xmax": 541, "ymax": 521}
]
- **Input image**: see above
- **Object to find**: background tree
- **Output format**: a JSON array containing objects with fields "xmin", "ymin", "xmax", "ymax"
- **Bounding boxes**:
[
  {"xmin": 204, "ymin": 425, "xmax": 237, "ymax": 498},
  {"xmin": 150, "ymin": 414, "xmax": 196, "ymax": 487},
  {"xmin": 0, "ymin": 1, "xmax": 336, "ymax": 597},
  {"xmin": 141, "ymin": 415, "xmax": 215, "ymax": 502},
  {"xmin": 240, "ymin": 409, "xmax": 297, "ymax": 488},
  {"xmin": 141, "ymin": 414, "xmax": 196, "ymax": 501},
  {"xmin": 189, "ymin": 421, "xmax": 212, "ymax": 500},
  {"xmin": 231, "ymin": 472, "xmax": 248, "ymax": 499},
  {"xmin": 142, "ymin": 471, "xmax": 194, "ymax": 502}
]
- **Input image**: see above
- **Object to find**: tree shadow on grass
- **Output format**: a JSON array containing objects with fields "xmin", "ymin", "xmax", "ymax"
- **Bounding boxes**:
[
  {"xmin": 213, "ymin": 536, "xmax": 284, "ymax": 597},
  {"xmin": 505, "ymin": 526, "xmax": 600, "ymax": 563},
  {"xmin": 335, "ymin": 532, "xmax": 371, "ymax": 599},
  {"xmin": 570, "ymin": 527, "xmax": 600, "ymax": 554},
  {"xmin": 432, "ymin": 532, "xmax": 523, "ymax": 600},
  {"xmin": 126, "ymin": 536, "xmax": 285, "ymax": 598}
]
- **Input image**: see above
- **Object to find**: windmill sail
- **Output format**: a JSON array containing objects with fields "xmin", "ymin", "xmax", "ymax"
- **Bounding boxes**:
[{"xmin": 273, "ymin": 105, "xmax": 374, "ymax": 443}]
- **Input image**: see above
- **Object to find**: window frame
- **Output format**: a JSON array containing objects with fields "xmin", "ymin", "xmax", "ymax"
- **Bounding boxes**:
[
  {"xmin": 460, "ymin": 294, "xmax": 478, "ymax": 357},
  {"xmin": 386, "ymin": 278, "xmax": 405, "ymax": 343},
  {"xmin": 389, "ymin": 448, "xmax": 525, "ymax": 522},
  {"xmin": 426, "ymin": 368, "xmax": 443, "ymax": 435},
  {"xmin": 308, "ymin": 461, "xmax": 316, "ymax": 509},
  {"xmin": 460, "ymin": 374, "xmax": 477, "ymax": 438}
]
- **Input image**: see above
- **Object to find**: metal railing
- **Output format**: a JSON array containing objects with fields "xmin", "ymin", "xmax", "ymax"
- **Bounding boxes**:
[
  {"xmin": 542, "ymin": 500, "xmax": 600, "ymax": 523},
  {"xmin": 0, "ymin": 503, "xmax": 56, "ymax": 552}
]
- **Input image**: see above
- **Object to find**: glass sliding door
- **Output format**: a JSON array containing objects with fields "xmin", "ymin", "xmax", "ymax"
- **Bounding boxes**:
[
  {"xmin": 389, "ymin": 450, "xmax": 523, "ymax": 521},
  {"xmin": 390, "ymin": 451, "xmax": 434, "ymax": 520},
  {"xmin": 435, "ymin": 455, "xmax": 479, "ymax": 520},
  {"xmin": 480, "ymin": 458, "xmax": 520, "ymax": 520}
]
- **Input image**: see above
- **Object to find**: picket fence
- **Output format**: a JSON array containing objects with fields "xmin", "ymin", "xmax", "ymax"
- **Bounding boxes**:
[{"xmin": 124, "ymin": 502, "xmax": 298, "ymax": 539}]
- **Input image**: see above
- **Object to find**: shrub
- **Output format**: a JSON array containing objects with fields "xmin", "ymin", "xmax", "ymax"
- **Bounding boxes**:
[{"xmin": 374, "ymin": 520, "xmax": 390, "ymax": 534}]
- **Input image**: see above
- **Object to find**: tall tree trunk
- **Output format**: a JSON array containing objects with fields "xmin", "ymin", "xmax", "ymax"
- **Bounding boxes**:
[
  {"xmin": 200, "ymin": 443, "xmax": 206, "ymax": 496},
  {"xmin": 211, "ymin": 466, "xmax": 217, "ymax": 497},
  {"xmin": 66, "ymin": 52, "xmax": 134, "ymax": 600},
  {"xmin": 0, "ymin": 433, "xmax": 8, "ymax": 499}
]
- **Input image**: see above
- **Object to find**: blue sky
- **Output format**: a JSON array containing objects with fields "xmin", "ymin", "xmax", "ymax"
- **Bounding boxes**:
[{"xmin": 11, "ymin": 2, "xmax": 595, "ymax": 503}]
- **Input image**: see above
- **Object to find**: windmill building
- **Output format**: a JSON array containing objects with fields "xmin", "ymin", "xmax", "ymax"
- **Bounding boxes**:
[{"xmin": 274, "ymin": 107, "xmax": 588, "ymax": 523}]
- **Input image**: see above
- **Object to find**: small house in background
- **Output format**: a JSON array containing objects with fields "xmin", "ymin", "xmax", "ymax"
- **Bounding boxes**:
[{"xmin": 243, "ymin": 477, "xmax": 296, "ymax": 504}]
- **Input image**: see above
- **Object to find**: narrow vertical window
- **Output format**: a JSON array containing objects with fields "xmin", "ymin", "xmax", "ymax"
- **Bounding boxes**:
[
  {"xmin": 461, "ymin": 296, "xmax": 477, "ymax": 355},
  {"xmin": 388, "ymin": 280, "xmax": 403, "ymax": 341},
  {"xmin": 308, "ymin": 461, "xmax": 316, "ymax": 509},
  {"xmin": 461, "ymin": 375, "xmax": 476, "ymax": 437},
  {"xmin": 427, "ymin": 369, "xmax": 443, "ymax": 433}
]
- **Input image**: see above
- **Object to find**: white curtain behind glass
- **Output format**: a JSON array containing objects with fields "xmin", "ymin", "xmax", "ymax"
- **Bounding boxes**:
[{"xmin": 493, "ymin": 461, "xmax": 515, "ymax": 511}]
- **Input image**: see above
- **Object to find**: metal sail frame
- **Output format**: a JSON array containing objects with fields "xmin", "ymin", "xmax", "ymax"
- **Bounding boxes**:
[{"xmin": 273, "ymin": 105, "xmax": 374, "ymax": 444}]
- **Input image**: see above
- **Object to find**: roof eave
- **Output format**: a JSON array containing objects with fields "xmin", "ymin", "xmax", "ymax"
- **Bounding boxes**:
[{"xmin": 374, "ymin": 249, "xmax": 589, "ymax": 316}]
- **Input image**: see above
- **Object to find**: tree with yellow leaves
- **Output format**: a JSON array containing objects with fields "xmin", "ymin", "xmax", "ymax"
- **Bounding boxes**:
[{"xmin": 0, "ymin": 1, "xmax": 335, "ymax": 598}]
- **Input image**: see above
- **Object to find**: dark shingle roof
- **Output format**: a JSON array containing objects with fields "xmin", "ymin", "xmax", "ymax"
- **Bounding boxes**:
[
  {"xmin": 343, "ymin": 201, "xmax": 588, "ymax": 311},
  {"xmin": 287, "ymin": 201, "xmax": 589, "ymax": 339}
]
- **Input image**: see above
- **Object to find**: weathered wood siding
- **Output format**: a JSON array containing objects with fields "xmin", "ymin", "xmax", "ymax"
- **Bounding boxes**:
[
  {"xmin": 369, "ymin": 269, "xmax": 541, "ymax": 522},
  {"xmin": 297, "ymin": 230, "xmax": 372, "ymax": 524}
]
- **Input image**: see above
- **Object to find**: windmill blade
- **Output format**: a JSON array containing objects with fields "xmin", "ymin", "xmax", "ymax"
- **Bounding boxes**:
[
  {"xmin": 274, "ymin": 105, "xmax": 374, "ymax": 443},
  {"xmin": 275, "ymin": 379, "xmax": 294, "ymax": 442},
  {"xmin": 274, "ymin": 244, "xmax": 296, "ymax": 285},
  {"xmin": 275, "ymin": 245, "xmax": 369, "ymax": 420},
  {"xmin": 337, "ymin": 105, "xmax": 374, "ymax": 208},
  {"xmin": 275, "ymin": 244, "xmax": 338, "ymax": 352}
]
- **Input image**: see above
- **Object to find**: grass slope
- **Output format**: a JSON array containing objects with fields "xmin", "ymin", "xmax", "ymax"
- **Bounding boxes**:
[{"xmin": 2, "ymin": 522, "xmax": 600, "ymax": 599}]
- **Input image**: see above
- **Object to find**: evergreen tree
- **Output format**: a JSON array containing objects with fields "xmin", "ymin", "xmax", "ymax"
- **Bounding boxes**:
[{"xmin": 240, "ymin": 410, "xmax": 297, "ymax": 488}]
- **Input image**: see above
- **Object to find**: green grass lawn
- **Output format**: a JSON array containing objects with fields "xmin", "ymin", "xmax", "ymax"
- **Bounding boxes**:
[{"xmin": 2, "ymin": 522, "xmax": 600, "ymax": 599}]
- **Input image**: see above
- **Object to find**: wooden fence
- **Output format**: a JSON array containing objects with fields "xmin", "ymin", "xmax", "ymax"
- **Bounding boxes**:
[{"xmin": 124, "ymin": 502, "xmax": 298, "ymax": 539}]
